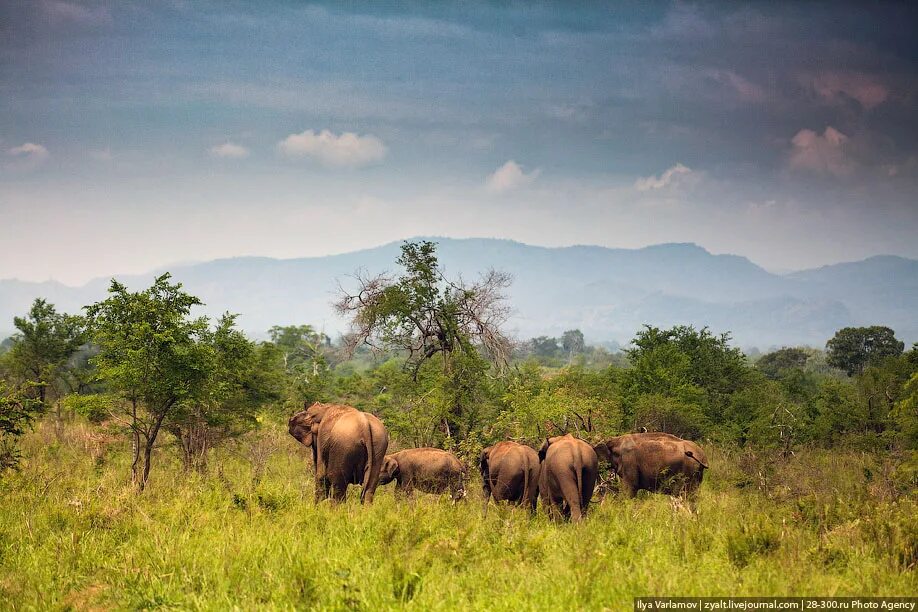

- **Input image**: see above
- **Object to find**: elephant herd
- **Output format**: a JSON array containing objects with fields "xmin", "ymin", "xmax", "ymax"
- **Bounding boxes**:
[{"xmin": 288, "ymin": 402, "xmax": 709, "ymax": 521}]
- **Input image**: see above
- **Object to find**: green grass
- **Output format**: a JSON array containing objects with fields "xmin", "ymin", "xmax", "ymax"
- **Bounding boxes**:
[{"xmin": 0, "ymin": 421, "xmax": 915, "ymax": 611}]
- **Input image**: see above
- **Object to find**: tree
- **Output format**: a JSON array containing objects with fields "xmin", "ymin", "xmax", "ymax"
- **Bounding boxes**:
[
  {"xmin": 5, "ymin": 299, "xmax": 86, "ymax": 407},
  {"xmin": 621, "ymin": 325, "xmax": 752, "ymax": 430},
  {"xmin": 85, "ymin": 275, "xmax": 210, "ymax": 491},
  {"xmin": 529, "ymin": 336, "xmax": 561, "ymax": 360},
  {"xmin": 0, "ymin": 381, "xmax": 40, "ymax": 472},
  {"xmin": 268, "ymin": 324, "xmax": 330, "ymax": 376},
  {"xmin": 561, "ymin": 329, "xmax": 585, "ymax": 362},
  {"xmin": 756, "ymin": 347, "xmax": 808, "ymax": 380},
  {"xmin": 168, "ymin": 314, "xmax": 282, "ymax": 472},
  {"xmin": 826, "ymin": 326, "xmax": 905, "ymax": 376},
  {"xmin": 335, "ymin": 241, "xmax": 512, "ymax": 436}
]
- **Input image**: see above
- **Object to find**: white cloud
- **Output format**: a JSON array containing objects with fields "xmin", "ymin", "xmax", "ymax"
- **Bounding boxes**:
[
  {"xmin": 209, "ymin": 142, "xmax": 249, "ymax": 159},
  {"xmin": 277, "ymin": 129, "xmax": 387, "ymax": 167},
  {"xmin": 485, "ymin": 160, "xmax": 540, "ymax": 193},
  {"xmin": 789, "ymin": 126, "xmax": 852, "ymax": 177},
  {"xmin": 634, "ymin": 163, "xmax": 692, "ymax": 191},
  {"xmin": 6, "ymin": 142, "xmax": 50, "ymax": 170}
]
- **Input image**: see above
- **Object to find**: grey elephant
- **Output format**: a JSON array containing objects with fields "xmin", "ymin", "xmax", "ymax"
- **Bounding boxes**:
[
  {"xmin": 288, "ymin": 402, "xmax": 389, "ymax": 504},
  {"xmin": 378, "ymin": 448, "xmax": 467, "ymax": 500},
  {"xmin": 538, "ymin": 434, "xmax": 598, "ymax": 522},
  {"xmin": 593, "ymin": 432, "xmax": 708, "ymax": 498},
  {"xmin": 480, "ymin": 441, "xmax": 540, "ymax": 512}
]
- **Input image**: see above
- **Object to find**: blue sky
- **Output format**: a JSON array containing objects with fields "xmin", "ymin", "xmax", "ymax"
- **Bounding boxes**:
[{"xmin": 2, "ymin": 1, "xmax": 917, "ymax": 283}]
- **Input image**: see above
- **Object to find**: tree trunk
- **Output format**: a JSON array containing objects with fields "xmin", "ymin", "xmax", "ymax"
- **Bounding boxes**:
[
  {"xmin": 137, "ymin": 403, "xmax": 171, "ymax": 492},
  {"xmin": 130, "ymin": 398, "xmax": 141, "ymax": 486}
]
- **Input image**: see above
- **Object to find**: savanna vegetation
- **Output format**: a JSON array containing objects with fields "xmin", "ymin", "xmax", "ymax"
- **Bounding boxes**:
[{"xmin": 1, "ymin": 241, "xmax": 916, "ymax": 610}]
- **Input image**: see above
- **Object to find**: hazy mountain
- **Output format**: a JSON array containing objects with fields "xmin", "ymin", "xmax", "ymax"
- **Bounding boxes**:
[{"xmin": 1, "ymin": 238, "xmax": 915, "ymax": 349}]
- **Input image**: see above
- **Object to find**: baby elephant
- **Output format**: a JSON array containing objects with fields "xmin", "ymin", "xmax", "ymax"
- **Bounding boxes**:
[
  {"xmin": 538, "ymin": 434, "xmax": 598, "ymax": 522},
  {"xmin": 594, "ymin": 432, "xmax": 708, "ymax": 498},
  {"xmin": 379, "ymin": 448, "xmax": 467, "ymax": 500}
]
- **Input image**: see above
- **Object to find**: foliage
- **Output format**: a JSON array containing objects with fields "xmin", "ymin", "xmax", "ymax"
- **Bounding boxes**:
[
  {"xmin": 2, "ymin": 298, "xmax": 86, "ymax": 407},
  {"xmin": 0, "ymin": 382, "xmax": 40, "ymax": 472},
  {"xmin": 334, "ymin": 240, "xmax": 511, "ymax": 436},
  {"xmin": 495, "ymin": 362, "xmax": 621, "ymax": 443},
  {"xmin": 85, "ymin": 274, "xmax": 210, "ymax": 490},
  {"xmin": 168, "ymin": 314, "xmax": 283, "ymax": 471},
  {"xmin": 335, "ymin": 240, "xmax": 512, "ymax": 377},
  {"xmin": 621, "ymin": 325, "xmax": 752, "ymax": 434},
  {"xmin": 826, "ymin": 326, "xmax": 905, "ymax": 376},
  {"xmin": 755, "ymin": 347, "xmax": 808, "ymax": 380}
]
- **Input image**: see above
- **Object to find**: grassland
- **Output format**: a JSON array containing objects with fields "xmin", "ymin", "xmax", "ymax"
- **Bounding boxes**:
[{"xmin": 1, "ymin": 420, "xmax": 915, "ymax": 611}]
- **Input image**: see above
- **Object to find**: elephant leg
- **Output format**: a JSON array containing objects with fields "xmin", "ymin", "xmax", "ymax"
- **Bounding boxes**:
[
  {"xmin": 331, "ymin": 478, "xmax": 348, "ymax": 503},
  {"xmin": 558, "ymin": 475, "xmax": 583, "ymax": 522},
  {"xmin": 581, "ymin": 469, "xmax": 597, "ymax": 515}
]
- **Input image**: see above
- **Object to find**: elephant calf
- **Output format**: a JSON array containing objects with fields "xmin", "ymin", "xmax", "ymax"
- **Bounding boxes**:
[
  {"xmin": 538, "ymin": 434, "xmax": 598, "ymax": 522},
  {"xmin": 594, "ymin": 432, "xmax": 708, "ymax": 498},
  {"xmin": 480, "ymin": 441, "xmax": 540, "ymax": 512},
  {"xmin": 288, "ymin": 402, "xmax": 389, "ymax": 504},
  {"xmin": 379, "ymin": 448, "xmax": 467, "ymax": 500}
]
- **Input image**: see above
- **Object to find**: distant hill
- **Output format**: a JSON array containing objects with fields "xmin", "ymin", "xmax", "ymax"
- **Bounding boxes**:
[{"xmin": 1, "ymin": 238, "xmax": 916, "ymax": 349}]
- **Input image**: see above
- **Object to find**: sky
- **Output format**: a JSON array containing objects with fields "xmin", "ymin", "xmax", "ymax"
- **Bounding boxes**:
[{"xmin": 1, "ymin": 1, "xmax": 917, "ymax": 284}]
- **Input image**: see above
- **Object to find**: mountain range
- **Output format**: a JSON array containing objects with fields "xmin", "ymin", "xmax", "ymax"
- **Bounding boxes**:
[{"xmin": 2, "ymin": 238, "xmax": 916, "ymax": 350}]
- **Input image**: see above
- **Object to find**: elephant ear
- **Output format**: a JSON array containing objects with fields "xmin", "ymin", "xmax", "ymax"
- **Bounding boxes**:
[
  {"xmin": 381, "ymin": 456, "xmax": 399, "ymax": 482},
  {"xmin": 592, "ymin": 442, "xmax": 612, "ymax": 462},
  {"xmin": 301, "ymin": 430, "xmax": 314, "ymax": 447},
  {"xmin": 537, "ymin": 437, "xmax": 551, "ymax": 462}
]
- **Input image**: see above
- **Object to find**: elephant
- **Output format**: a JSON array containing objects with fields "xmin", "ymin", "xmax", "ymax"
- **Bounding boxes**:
[
  {"xmin": 480, "ymin": 441, "xmax": 540, "ymax": 512},
  {"xmin": 288, "ymin": 402, "xmax": 389, "ymax": 504},
  {"xmin": 537, "ymin": 434, "xmax": 598, "ymax": 522},
  {"xmin": 378, "ymin": 448, "xmax": 467, "ymax": 500},
  {"xmin": 593, "ymin": 432, "xmax": 708, "ymax": 498}
]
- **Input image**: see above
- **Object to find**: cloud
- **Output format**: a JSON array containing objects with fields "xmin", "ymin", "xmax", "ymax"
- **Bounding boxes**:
[
  {"xmin": 789, "ymin": 127, "xmax": 852, "ymax": 177},
  {"xmin": 634, "ymin": 163, "xmax": 692, "ymax": 191},
  {"xmin": 277, "ymin": 129, "xmax": 387, "ymax": 167},
  {"xmin": 6, "ymin": 142, "xmax": 50, "ymax": 170},
  {"xmin": 209, "ymin": 142, "xmax": 249, "ymax": 159},
  {"xmin": 808, "ymin": 72, "xmax": 888, "ymax": 109},
  {"xmin": 707, "ymin": 70, "xmax": 765, "ymax": 103},
  {"xmin": 485, "ymin": 160, "xmax": 540, "ymax": 193}
]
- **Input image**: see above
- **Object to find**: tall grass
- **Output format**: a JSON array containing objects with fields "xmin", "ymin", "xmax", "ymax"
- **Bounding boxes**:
[{"xmin": 0, "ymin": 420, "xmax": 915, "ymax": 610}]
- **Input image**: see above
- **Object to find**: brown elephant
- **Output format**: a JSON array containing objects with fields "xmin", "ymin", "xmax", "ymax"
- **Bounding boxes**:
[
  {"xmin": 480, "ymin": 441, "xmax": 540, "ymax": 512},
  {"xmin": 593, "ymin": 432, "xmax": 708, "ymax": 498},
  {"xmin": 537, "ymin": 434, "xmax": 598, "ymax": 522},
  {"xmin": 378, "ymin": 448, "xmax": 467, "ymax": 500},
  {"xmin": 288, "ymin": 402, "xmax": 389, "ymax": 504}
]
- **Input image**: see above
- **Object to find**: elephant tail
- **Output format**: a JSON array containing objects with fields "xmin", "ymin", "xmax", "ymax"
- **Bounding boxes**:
[
  {"xmin": 685, "ymin": 450, "xmax": 709, "ymax": 470},
  {"xmin": 363, "ymin": 415, "xmax": 378, "ymax": 483},
  {"xmin": 523, "ymin": 458, "xmax": 531, "ymax": 501}
]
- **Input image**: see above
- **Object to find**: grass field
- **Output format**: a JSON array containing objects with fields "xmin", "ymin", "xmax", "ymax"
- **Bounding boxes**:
[{"xmin": 1, "ymin": 421, "xmax": 915, "ymax": 611}]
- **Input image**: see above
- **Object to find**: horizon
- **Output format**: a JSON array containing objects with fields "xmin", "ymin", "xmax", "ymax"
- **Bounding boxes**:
[
  {"xmin": 2, "ymin": 3, "xmax": 918, "ymax": 284},
  {"xmin": 3, "ymin": 235, "xmax": 916, "ymax": 288}
]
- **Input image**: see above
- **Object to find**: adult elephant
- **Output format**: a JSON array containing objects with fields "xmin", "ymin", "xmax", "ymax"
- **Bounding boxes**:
[
  {"xmin": 480, "ymin": 441, "xmax": 540, "ymax": 512},
  {"xmin": 538, "ymin": 434, "xmax": 598, "ymax": 522},
  {"xmin": 379, "ymin": 448, "xmax": 467, "ymax": 500},
  {"xmin": 593, "ymin": 432, "xmax": 708, "ymax": 498},
  {"xmin": 288, "ymin": 402, "xmax": 389, "ymax": 504}
]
